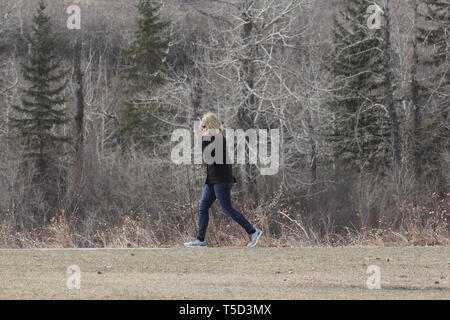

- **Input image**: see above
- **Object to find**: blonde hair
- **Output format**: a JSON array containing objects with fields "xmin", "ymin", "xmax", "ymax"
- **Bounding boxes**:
[{"xmin": 201, "ymin": 112, "xmax": 224, "ymax": 131}]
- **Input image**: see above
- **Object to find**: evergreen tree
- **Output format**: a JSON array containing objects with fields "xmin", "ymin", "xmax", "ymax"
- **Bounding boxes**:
[
  {"xmin": 418, "ymin": 0, "xmax": 449, "ymax": 190},
  {"xmin": 118, "ymin": 0, "xmax": 170, "ymax": 149},
  {"xmin": 9, "ymin": 0, "xmax": 69, "ymax": 185},
  {"xmin": 326, "ymin": 0, "xmax": 391, "ymax": 171}
]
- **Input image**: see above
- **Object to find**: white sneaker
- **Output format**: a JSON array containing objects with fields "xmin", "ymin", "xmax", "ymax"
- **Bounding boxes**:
[
  {"xmin": 184, "ymin": 239, "xmax": 207, "ymax": 247},
  {"xmin": 247, "ymin": 229, "xmax": 262, "ymax": 247}
]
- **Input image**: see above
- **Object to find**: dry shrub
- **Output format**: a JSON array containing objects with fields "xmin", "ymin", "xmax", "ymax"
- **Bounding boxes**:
[
  {"xmin": 0, "ymin": 210, "xmax": 73, "ymax": 248},
  {"xmin": 330, "ymin": 192, "xmax": 449, "ymax": 246},
  {"xmin": 399, "ymin": 192, "xmax": 449, "ymax": 246},
  {"xmin": 39, "ymin": 211, "xmax": 74, "ymax": 248},
  {"xmin": 1, "ymin": 191, "xmax": 447, "ymax": 248},
  {"xmin": 0, "ymin": 148, "xmax": 447, "ymax": 248},
  {"xmin": 99, "ymin": 215, "xmax": 162, "ymax": 248}
]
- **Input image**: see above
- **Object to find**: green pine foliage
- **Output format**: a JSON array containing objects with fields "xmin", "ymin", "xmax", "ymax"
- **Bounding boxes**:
[
  {"xmin": 118, "ymin": 0, "xmax": 170, "ymax": 150},
  {"xmin": 9, "ymin": 0, "xmax": 69, "ymax": 180},
  {"xmin": 418, "ymin": 0, "xmax": 449, "ymax": 182},
  {"xmin": 326, "ymin": 0, "xmax": 391, "ymax": 171}
]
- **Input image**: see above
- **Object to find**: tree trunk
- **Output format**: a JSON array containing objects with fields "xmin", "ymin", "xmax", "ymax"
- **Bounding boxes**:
[
  {"xmin": 383, "ymin": 0, "xmax": 401, "ymax": 166},
  {"xmin": 239, "ymin": 0, "xmax": 258, "ymax": 204},
  {"xmin": 74, "ymin": 38, "xmax": 84, "ymax": 158},
  {"xmin": 73, "ymin": 36, "xmax": 85, "ymax": 226},
  {"xmin": 411, "ymin": 0, "xmax": 421, "ymax": 184}
]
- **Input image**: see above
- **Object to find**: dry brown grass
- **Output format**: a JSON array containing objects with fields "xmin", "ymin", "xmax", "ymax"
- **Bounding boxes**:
[{"xmin": 0, "ymin": 246, "xmax": 448, "ymax": 299}]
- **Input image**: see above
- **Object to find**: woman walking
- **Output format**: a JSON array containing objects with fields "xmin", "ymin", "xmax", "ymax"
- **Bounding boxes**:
[{"xmin": 184, "ymin": 112, "xmax": 262, "ymax": 248}]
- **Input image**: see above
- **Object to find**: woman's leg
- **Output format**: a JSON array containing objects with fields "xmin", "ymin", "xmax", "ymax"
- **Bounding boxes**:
[
  {"xmin": 213, "ymin": 182, "xmax": 256, "ymax": 235},
  {"xmin": 196, "ymin": 184, "xmax": 216, "ymax": 241}
]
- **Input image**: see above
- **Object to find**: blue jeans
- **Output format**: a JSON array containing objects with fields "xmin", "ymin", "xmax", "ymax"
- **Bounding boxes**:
[{"xmin": 196, "ymin": 182, "xmax": 255, "ymax": 241}]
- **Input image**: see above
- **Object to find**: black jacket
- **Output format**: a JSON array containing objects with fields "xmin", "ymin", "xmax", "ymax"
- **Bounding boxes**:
[{"xmin": 202, "ymin": 132, "xmax": 236, "ymax": 185}]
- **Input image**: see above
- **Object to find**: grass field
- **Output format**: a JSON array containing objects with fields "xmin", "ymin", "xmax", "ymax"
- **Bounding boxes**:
[{"xmin": 0, "ymin": 246, "xmax": 449, "ymax": 299}]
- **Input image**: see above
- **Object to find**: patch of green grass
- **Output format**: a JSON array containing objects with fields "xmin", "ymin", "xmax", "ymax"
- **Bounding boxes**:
[{"xmin": 0, "ymin": 246, "xmax": 448, "ymax": 299}]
